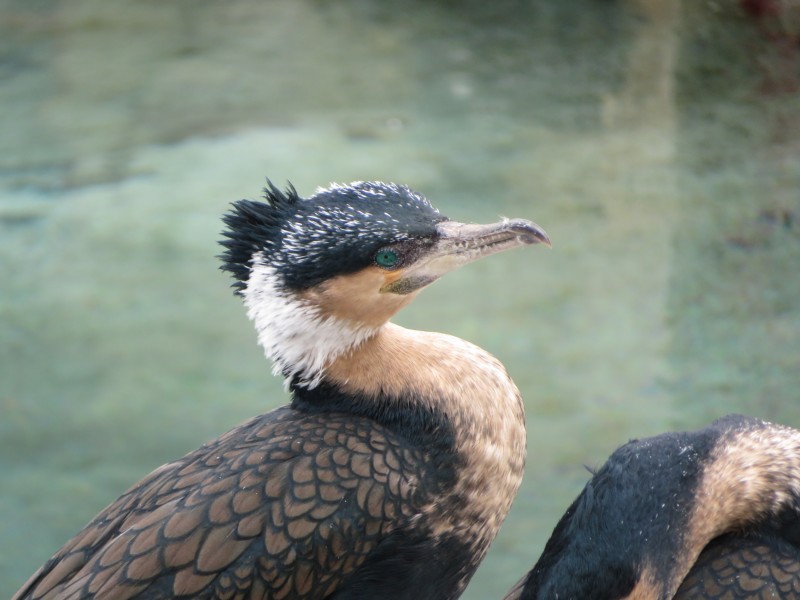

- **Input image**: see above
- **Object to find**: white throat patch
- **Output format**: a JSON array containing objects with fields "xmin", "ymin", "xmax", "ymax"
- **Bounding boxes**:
[{"xmin": 242, "ymin": 253, "xmax": 378, "ymax": 388}]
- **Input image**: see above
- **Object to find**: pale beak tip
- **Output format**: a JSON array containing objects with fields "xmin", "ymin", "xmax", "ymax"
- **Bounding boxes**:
[
  {"xmin": 522, "ymin": 229, "xmax": 552, "ymax": 248},
  {"xmin": 507, "ymin": 218, "xmax": 551, "ymax": 248}
]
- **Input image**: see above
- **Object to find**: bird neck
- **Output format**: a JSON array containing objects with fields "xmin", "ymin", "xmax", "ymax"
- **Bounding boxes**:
[
  {"xmin": 324, "ymin": 323, "xmax": 526, "ymax": 438},
  {"xmin": 244, "ymin": 261, "xmax": 526, "ymax": 553},
  {"xmin": 323, "ymin": 323, "xmax": 527, "ymax": 550},
  {"xmin": 242, "ymin": 260, "xmax": 382, "ymax": 388},
  {"xmin": 661, "ymin": 419, "xmax": 800, "ymax": 597}
]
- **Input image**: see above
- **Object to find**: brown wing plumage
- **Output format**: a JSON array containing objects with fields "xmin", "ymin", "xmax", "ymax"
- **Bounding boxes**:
[
  {"xmin": 675, "ymin": 532, "xmax": 800, "ymax": 599},
  {"xmin": 15, "ymin": 406, "xmax": 439, "ymax": 600}
]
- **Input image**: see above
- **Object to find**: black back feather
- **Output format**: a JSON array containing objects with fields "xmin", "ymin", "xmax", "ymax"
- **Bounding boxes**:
[{"xmin": 518, "ymin": 419, "xmax": 730, "ymax": 599}]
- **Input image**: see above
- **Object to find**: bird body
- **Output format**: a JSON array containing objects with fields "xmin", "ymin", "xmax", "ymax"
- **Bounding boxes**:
[
  {"xmin": 14, "ymin": 181, "xmax": 549, "ymax": 600},
  {"xmin": 507, "ymin": 414, "xmax": 800, "ymax": 600}
]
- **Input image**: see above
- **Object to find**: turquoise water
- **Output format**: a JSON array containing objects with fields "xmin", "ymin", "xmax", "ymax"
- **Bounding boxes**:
[{"xmin": 1, "ymin": 1, "xmax": 799, "ymax": 597}]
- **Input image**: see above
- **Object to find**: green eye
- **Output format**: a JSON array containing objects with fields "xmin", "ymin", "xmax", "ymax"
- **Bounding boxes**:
[{"xmin": 375, "ymin": 249, "xmax": 400, "ymax": 269}]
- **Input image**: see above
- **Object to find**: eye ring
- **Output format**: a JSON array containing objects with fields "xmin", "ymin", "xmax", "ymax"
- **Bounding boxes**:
[{"xmin": 374, "ymin": 248, "xmax": 400, "ymax": 269}]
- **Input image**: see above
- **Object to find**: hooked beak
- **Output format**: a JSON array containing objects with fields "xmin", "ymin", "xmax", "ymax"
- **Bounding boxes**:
[{"xmin": 381, "ymin": 217, "xmax": 551, "ymax": 294}]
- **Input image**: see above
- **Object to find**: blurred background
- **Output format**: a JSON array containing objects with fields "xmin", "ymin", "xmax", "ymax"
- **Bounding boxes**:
[{"xmin": 1, "ymin": 0, "xmax": 799, "ymax": 597}]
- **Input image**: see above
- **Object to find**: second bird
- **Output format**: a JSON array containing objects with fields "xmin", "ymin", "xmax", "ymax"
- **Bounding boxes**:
[{"xmin": 14, "ymin": 180, "xmax": 551, "ymax": 600}]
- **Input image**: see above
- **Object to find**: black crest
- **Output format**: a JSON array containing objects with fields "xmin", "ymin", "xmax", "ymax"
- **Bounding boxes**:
[
  {"xmin": 219, "ymin": 179, "xmax": 447, "ymax": 292},
  {"xmin": 219, "ymin": 181, "xmax": 300, "ymax": 293}
]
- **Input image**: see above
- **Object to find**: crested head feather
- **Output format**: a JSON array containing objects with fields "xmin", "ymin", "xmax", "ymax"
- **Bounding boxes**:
[
  {"xmin": 219, "ymin": 179, "xmax": 446, "ymax": 293},
  {"xmin": 218, "ymin": 180, "xmax": 299, "ymax": 294},
  {"xmin": 263, "ymin": 180, "xmax": 298, "ymax": 210}
]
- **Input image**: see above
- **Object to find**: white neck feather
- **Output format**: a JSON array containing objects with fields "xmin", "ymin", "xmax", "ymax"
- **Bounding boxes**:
[{"xmin": 242, "ymin": 253, "xmax": 379, "ymax": 389}]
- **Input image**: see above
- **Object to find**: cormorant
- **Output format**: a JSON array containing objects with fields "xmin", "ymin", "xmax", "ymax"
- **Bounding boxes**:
[
  {"xmin": 13, "ymin": 180, "xmax": 551, "ymax": 600},
  {"xmin": 504, "ymin": 414, "xmax": 800, "ymax": 600}
]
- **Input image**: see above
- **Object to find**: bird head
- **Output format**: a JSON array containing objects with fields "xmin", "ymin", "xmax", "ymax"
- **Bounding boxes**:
[{"xmin": 220, "ymin": 180, "xmax": 550, "ymax": 387}]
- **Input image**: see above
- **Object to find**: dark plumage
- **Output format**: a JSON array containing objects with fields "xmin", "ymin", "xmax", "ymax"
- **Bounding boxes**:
[
  {"xmin": 219, "ymin": 181, "xmax": 446, "ymax": 292},
  {"xmin": 14, "ymin": 179, "xmax": 550, "ymax": 600},
  {"xmin": 505, "ymin": 414, "xmax": 800, "ymax": 600},
  {"xmin": 677, "ymin": 526, "xmax": 800, "ymax": 598}
]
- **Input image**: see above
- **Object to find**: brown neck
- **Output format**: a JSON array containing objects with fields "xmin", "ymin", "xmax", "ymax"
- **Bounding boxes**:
[
  {"xmin": 327, "ymin": 322, "xmax": 527, "ymax": 546},
  {"xmin": 669, "ymin": 421, "xmax": 800, "ymax": 594},
  {"xmin": 630, "ymin": 419, "xmax": 800, "ymax": 600},
  {"xmin": 326, "ymin": 323, "xmax": 526, "ymax": 452}
]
